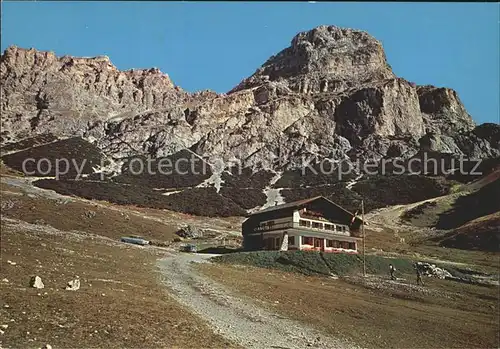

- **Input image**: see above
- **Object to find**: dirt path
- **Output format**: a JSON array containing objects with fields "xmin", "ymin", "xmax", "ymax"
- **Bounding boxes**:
[{"xmin": 158, "ymin": 253, "xmax": 359, "ymax": 349}]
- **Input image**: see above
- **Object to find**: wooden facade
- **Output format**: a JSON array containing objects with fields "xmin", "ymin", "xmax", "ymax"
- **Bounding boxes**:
[{"xmin": 242, "ymin": 196, "xmax": 361, "ymax": 253}]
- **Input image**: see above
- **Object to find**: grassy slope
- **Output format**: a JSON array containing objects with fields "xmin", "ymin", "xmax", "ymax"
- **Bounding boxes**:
[
  {"xmin": 199, "ymin": 262, "xmax": 499, "ymax": 349},
  {"xmin": 212, "ymin": 251, "xmax": 492, "ymax": 280},
  {"xmin": 0, "ymin": 224, "xmax": 236, "ymax": 348},
  {"xmin": 0, "ymin": 178, "xmax": 237, "ymax": 348},
  {"xmin": 399, "ymin": 170, "xmax": 500, "ymax": 252},
  {"xmin": 434, "ymin": 212, "xmax": 500, "ymax": 252},
  {"xmin": 1, "ymin": 185, "xmax": 178, "ymax": 244}
]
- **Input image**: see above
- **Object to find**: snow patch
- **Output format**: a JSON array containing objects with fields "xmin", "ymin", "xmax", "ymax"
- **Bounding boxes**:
[
  {"xmin": 92, "ymin": 157, "xmax": 124, "ymax": 178},
  {"xmin": 346, "ymin": 174, "xmax": 363, "ymax": 190},
  {"xmin": 162, "ymin": 190, "xmax": 182, "ymax": 196},
  {"xmin": 260, "ymin": 171, "xmax": 285, "ymax": 210},
  {"xmin": 197, "ymin": 172, "xmax": 225, "ymax": 193}
]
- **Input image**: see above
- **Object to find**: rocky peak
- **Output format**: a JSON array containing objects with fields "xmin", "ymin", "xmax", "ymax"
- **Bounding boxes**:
[
  {"xmin": 0, "ymin": 45, "xmax": 190, "ymax": 142},
  {"xmin": 230, "ymin": 25, "xmax": 395, "ymax": 94},
  {"xmin": 417, "ymin": 85, "xmax": 476, "ymax": 133},
  {"xmin": 1, "ymin": 45, "xmax": 179, "ymax": 90}
]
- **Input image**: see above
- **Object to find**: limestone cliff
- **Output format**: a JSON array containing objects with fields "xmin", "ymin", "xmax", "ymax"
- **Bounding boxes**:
[{"xmin": 1, "ymin": 25, "xmax": 498, "ymax": 171}]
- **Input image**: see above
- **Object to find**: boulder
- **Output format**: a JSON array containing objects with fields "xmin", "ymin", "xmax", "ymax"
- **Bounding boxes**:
[
  {"xmin": 416, "ymin": 262, "xmax": 452, "ymax": 279},
  {"xmin": 30, "ymin": 276, "xmax": 44, "ymax": 289},
  {"xmin": 65, "ymin": 278, "xmax": 80, "ymax": 291},
  {"xmin": 176, "ymin": 225, "xmax": 203, "ymax": 239}
]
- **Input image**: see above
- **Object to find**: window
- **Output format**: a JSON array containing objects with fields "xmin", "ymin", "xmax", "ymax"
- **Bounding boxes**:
[
  {"xmin": 312, "ymin": 222, "xmax": 323, "ymax": 229},
  {"xmin": 336, "ymin": 225, "xmax": 342, "ymax": 232},
  {"xmin": 288, "ymin": 236, "xmax": 295, "ymax": 246},
  {"xmin": 342, "ymin": 226, "xmax": 347, "ymax": 232},
  {"xmin": 267, "ymin": 220, "xmax": 275, "ymax": 226},
  {"xmin": 299, "ymin": 220, "xmax": 310, "ymax": 227},
  {"xmin": 332, "ymin": 240, "xmax": 339, "ymax": 248},
  {"xmin": 324, "ymin": 224, "xmax": 334, "ymax": 231},
  {"xmin": 302, "ymin": 236, "xmax": 314, "ymax": 245},
  {"xmin": 326, "ymin": 240, "xmax": 334, "ymax": 247},
  {"xmin": 349, "ymin": 242, "xmax": 356, "ymax": 250}
]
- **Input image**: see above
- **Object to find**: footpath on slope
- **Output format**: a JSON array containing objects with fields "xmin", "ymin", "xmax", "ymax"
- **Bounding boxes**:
[{"xmin": 158, "ymin": 253, "xmax": 359, "ymax": 349}]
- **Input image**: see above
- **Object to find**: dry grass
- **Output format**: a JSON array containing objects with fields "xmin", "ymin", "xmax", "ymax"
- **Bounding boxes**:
[
  {"xmin": 0, "ymin": 176, "xmax": 238, "ymax": 348},
  {"xmin": 0, "ymin": 188, "xmax": 178, "ymax": 244},
  {"xmin": 198, "ymin": 263, "xmax": 499, "ymax": 349},
  {"xmin": 0, "ymin": 224, "xmax": 237, "ymax": 348},
  {"xmin": 361, "ymin": 226, "xmax": 500, "ymax": 273}
]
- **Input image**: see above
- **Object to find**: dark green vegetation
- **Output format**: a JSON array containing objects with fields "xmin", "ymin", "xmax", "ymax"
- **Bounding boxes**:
[
  {"xmin": 160, "ymin": 187, "xmax": 246, "ymax": 216},
  {"xmin": 221, "ymin": 167, "xmax": 274, "ymax": 189},
  {"xmin": 113, "ymin": 150, "xmax": 212, "ymax": 189},
  {"xmin": 402, "ymin": 201, "xmax": 439, "ymax": 225},
  {"xmin": 280, "ymin": 183, "xmax": 364, "ymax": 212},
  {"xmin": 213, "ymin": 251, "xmax": 496, "ymax": 284},
  {"xmin": 33, "ymin": 180, "xmax": 246, "ymax": 217},
  {"xmin": 436, "ymin": 178, "xmax": 500, "ymax": 230},
  {"xmin": 219, "ymin": 188, "xmax": 267, "ymax": 209},
  {"xmin": 273, "ymin": 162, "xmax": 356, "ymax": 188},
  {"xmin": 2, "ymin": 137, "xmax": 107, "ymax": 179},
  {"xmin": 215, "ymin": 251, "xmax": 412, "ymax": 277},
  {"xmin": 281, "ymin": 175, "xmax": 454, "ymax": 213},
  {"xmin": 353, "ymin": 175, "xmax": 453, "ymax": 209},
  {"xmin": 2, "ymin": 136, "xmax": 498, "ymax": 219},
  {"xmin": 432, "ymin": 213, "xmax": 500, "ymax": 252},
  {"xmin": 399, "ymin": 172, "xmax": 500, "ymax": 252},
  {"xmin": 1, "ymin": 133, "xmax": 58, "ymax": 153}
]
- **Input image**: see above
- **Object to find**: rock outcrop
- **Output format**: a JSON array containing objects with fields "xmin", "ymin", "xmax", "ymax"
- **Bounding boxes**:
[{"xmin": 1, "ymin": 25, "xmax": 498, "ymax": 174}]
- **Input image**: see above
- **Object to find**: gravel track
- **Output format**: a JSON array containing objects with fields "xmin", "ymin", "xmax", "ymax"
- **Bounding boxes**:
[{"xmin": 158, "ymin": 253, "xmax": 358, "ymax": 349}]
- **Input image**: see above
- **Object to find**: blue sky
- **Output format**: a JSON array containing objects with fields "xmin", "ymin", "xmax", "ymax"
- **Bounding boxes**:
[{"xmin": 2, "ymin": 2, "xmax": 499, "ymax": 124}]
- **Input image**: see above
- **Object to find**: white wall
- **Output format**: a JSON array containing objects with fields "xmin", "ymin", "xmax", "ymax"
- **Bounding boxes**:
[{"xmin": 297, "ymin": 214, "xmax": 350, "ymax": 236}]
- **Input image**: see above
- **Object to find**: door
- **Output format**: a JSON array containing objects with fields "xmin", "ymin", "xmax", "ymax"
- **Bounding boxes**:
[{"xmin": 314, "ymin": 238, "xmax": 324, "ymax": 251}]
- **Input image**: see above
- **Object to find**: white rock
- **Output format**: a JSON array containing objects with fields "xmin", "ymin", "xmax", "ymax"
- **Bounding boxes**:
[
  {"xmin": 0, "ymin": 325, "xmax": 8, "ymax": 329},
  {"xmin": 2, "ymin": 278, "xmax": 9, "ymax": 283},
  {"xmin": 7, "ymin": 260, "xmax": 16, "ymax": 266},
  {"xmin": 65, "ymin": 278, "xmax": 81, "ymax": 291},
  {"xmin": 30, "ymin": 276, "xmax": 45, "ymax": 289}
]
